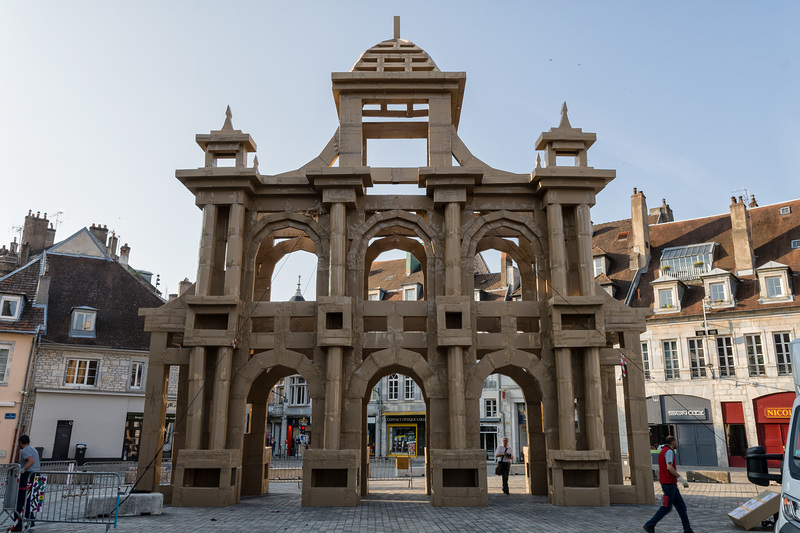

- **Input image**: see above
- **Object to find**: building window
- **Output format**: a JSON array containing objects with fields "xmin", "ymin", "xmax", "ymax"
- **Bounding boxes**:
[
  {"xmin": 641, "ymin": 343, "xmax": 650, "ymax": 380},
  {"xmin": 792, "ymin": 239, "xmax": 800, "ymax": 250},
  {"xmin": 709, "ymin": 282, "xmax": 726, "ymax": 302},
  {"xmin": 368, "ymin": 292, "xmax": 380, "ymax": 301},
  {"xmin": 716, "ymin": 337, "xmax": 736, "ymax": 377},
  {"xmin": 593, "ymin": 257, "xmax": 605, "ymax": 276},
  {"xmin": 129, "ymin": 361, "xmax": 145, "ymax": 389},
  {"xmin": 288, "ymin": 376, "xmax": 308, "ymax": 405},
  {"xmin": 658, "ymin": 288, "xmax": 674, "ymax": 308},
  {"xmin": 404, "ymin": 376, "xmax": 415, "ymax": 400},
  {"xmin": 403, "ymin": 287, "xmax": 416, "ymax": 301},
  {"xmin": 775, "ymin": 332, "xmax": 793, "ymax": 376},
  {"xmin": 65, "ymin": 359, "xmax": 99, "ymax": 386},
  {"xmin": 0, "ymin": 295, "xmax": 23, "ymax": 321},
  {"xmin": 474, "ymin": 290, "xmax": 482, "ymax": 301},
  {"xmin": 371, "ymin": 386, "xmax": 379, "ymax": 401},
  {"xmin": 485, "ymin": 398, "xmax": 498, "ymax": 418},
  {"xmin": 765, "ymin": 276, "xmax": 783, "ymax": 298},
  {"xmin": 70, "ymin": 308, "xmax": 97, "ymax": 338},
  {"xmin": 663, "ymin": 340, "xmax": 679, "ymax": 380},
  {"xmin": 745, "ymin": 334, "xmax": 766, "ymax": 377},
  {"xmin": 388, "ymin": 374, "xmax": 400, "ymax": 400},
  {"xmin": 0, "ymin": 343, "xmax": 12, "ymax": 383},
  {"xmin": 688, "ymin": 338, "xmax": 707, "ymax": 379},
  {"xmin": 659, "ymin": 242, "xmax": 714, "ymax": 279}
]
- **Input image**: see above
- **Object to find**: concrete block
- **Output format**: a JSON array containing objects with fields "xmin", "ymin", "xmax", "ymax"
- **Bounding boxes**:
[
  {"xmin": 687, "ymin": 470, "xmax": 730, "ymax": 483},
  {"xmin": 85, "ymin": 492, "xmax": 163, "ymax": 517}
]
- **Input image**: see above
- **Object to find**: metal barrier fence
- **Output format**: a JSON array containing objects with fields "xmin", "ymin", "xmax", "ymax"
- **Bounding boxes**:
[
  {"xmin": 19, "ymin": 470, "xmax": 121, "ymax": 532},
  {"xmin": 40, "ymin": 461, "xmax": 77, "ymax": 472},
  {"xmin": 368, "ymin": 456, "xmax": 421, "ymax": 487},
  {"xmin": 269, "ymin": 458, "xmax": 303, "ymax": 485},
  {"xmin": 1, "ymin": 464, "xmax": 20, "ymax": 528}
]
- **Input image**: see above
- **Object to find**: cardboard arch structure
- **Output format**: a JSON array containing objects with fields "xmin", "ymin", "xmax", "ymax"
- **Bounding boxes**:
[{"xmin": 138, "ymin": 19, "xmax": 654, "ymax": 508}]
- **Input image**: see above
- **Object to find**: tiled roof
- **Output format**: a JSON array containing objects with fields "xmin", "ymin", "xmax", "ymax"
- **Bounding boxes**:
[
  {"xmin": 0, "ymin": 258, "xmax": 44, "ymax": 332},
  {"xmin": 42, "ymin": 254, "xmax": 165, "ymax": 349},
  {"xmin": 595, "ymin": 198, "xmax": 800, "ymax": 317},
  {"xmin": 368, "ymin": 258, "xmax": 424, "ymax": 293}
]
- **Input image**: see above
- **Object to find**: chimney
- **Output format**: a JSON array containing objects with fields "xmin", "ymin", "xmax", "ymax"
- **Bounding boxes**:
[
  {"xmin": 179, "ymin": 278, "xmax": 193, "ymax": 296},
  {"xmin": 10, "ymin": 238, "xmax": 17, "ymax": 255},
  {"xmin": 89, "ymin": 224, "xmax": 109, "ymax": 248},
  {"xmin": 45, "ymin": 223, "xmax": 56, "ymax": 248},
  {"xmin": 648, "ymin": 198, "xmax": 674, "ymax": 223},
  {"xmin": 405, "ymin": 252, "xmax": 420, "ymax": 276},
  {"xmin": 35, "ymin": 275, "xmax": 51, "ymax": 305},
  {"xmin": 629, "ymin": 188, "xmax": 651, "ymax": 270},
  {"xmin": 730, "ymin": 196, "xmax": 755, "ymax": 275},
  {"xmin": 120, "ymin": 243, "xmax": 130, "ymax": 266},
  {"xmin": 749, "ymin": 194, "xmax": 759, "ymax": 208},
  {"xmin": 107, "ymin": 232, "xmax": 118, "ymax": 258},
  {"xmin": 21, "ymin": 210, "xmax": 50, "ymax": 256},
  {"xmin": 500, "ymin": 252, "xmax": 511, "ymax": 287}
]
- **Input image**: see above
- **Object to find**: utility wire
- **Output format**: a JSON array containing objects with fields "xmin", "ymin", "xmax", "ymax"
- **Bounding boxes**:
[{"xmin": 126, "ymin": 229, "xmax": 306, "ymax": 499}]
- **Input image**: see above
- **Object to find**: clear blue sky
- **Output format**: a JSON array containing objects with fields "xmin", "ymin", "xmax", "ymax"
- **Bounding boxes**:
[{"xmin": 2, "ymin": 1, "xmax": 798, "ymax": 300}]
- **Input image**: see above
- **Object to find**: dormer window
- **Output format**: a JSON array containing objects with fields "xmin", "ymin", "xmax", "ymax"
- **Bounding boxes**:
[
  {"xmin": 756, "ymin": 261, "xmax": 792, "ymax": 303},
  {"xmin": 658, "ymin": 288, "xmax": 674, "ymax": 308},
  {"xmin": 593, "ymin": 257, "xmax": 606, "ymax": 276},
  {"xmin": 700, "ymin": 268, "xmax": 737, "ymax": 308},
  {"xmin": 765, "ymin": 276, "xmax": 783, "ymax": 298},
  {"xmin": 659, "ymin": 242, "xmax": 715, "ymax": 280},
  {"xmin": 651, "ymin": 274, "xmax": 685, "ymax": 313},
  {"xmin": 70, "ymin": 307, "xmax": 97, "ymax": 338},
  {"xmin": 0, "ymin": 295, "xmax": 23, "ymax": 321},
  {"xmin": 402, "ymin": 283, "xmax": 420, "ymax": 301},
  {"xmin": 368, "ymin": 289, "xmax": 384, "ymax": 301}
]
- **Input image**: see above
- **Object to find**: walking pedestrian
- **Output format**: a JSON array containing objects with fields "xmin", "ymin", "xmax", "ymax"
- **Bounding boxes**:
[
  {"xmin": 11, "ymin": 435, "xmax": 40, "ymax": 532},
  {"xmin": 494, "ymin": 437, "xmax": 513, "ymax": 495},
  {"xmin": 644, "ymin": 435, "xmax": 693, "ymax": 533}
]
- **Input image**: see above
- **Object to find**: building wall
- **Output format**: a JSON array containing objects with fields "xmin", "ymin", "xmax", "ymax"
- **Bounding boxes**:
[
  {"xmin": 640, "ymin": 309, "xmax": 800, "ymax": 467},
  {"xmin": 0, "ymin": 332, "xmax": 35, "ymax": 462},
  {"xmin": 26, "ymin": 345, "xmax": 177, "ymax": 460}
]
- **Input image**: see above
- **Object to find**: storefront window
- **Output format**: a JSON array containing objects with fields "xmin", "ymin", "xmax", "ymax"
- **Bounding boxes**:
[{"xmin": 388, "ymin": 424, "xmax": 417, "ymax": 456}]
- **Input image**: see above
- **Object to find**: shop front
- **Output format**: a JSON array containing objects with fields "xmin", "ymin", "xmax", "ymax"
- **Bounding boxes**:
[
  {"xmin": 647, "ymin": 394, "xmax": 718, "ymax": 467},
  {"xmin": 754, "ymin": 392, "xmax": 794, "ymax": 465},
  {"xmin": 385, "ymin": 413, "xmax": 425, "ymax": 457},
  {"xmin": 287, "ymin": 416, "xmax": 311, "ymax": 457}
]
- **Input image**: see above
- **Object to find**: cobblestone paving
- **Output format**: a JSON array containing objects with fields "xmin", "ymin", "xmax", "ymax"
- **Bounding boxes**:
[{"xmin": 4, "ymin": 473, "xmax": 776, "ymax": 533}]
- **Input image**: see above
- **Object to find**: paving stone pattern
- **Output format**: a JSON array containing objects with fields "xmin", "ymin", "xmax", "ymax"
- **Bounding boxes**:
[{"xmin": 8, "ymin": 474, "xmax": 774, "ymax": 532}]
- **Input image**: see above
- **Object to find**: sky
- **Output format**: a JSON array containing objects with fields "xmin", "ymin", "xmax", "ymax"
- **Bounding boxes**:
[{"xmin": 1, "ymin": 1, "xmax": 798, "ymax": 301}]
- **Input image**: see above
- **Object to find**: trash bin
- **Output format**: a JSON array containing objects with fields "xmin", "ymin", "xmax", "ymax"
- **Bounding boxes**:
[{"xmin": 75, "ymin": 444, "xmax": 87, "ymax": 466}]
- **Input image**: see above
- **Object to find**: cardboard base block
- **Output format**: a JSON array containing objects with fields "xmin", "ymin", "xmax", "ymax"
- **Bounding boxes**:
[
  {"xmin": 429, "ymin": 449, "xmax": 488, "ymax": 507},
  {"xmin": 171, "ymin": 449, "xmax": 242, "ymax": 507},
  {"xmin": 727, "ymin": 489, "xmax": 779, "ymax": 531},
  {"xmin": 301, "ymin": 449, "xmax": 361, "ymax": 507}
]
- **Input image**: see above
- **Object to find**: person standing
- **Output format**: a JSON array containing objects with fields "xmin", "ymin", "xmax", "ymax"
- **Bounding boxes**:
[
  {"xmin": 644, "ymin": 435, "xmax": 694, "ymax": 533},
  {"xmin": 494, "ymin": 437, "xmax": 513, "ymax": 495},
  {"xmin": 11, "ymin": 435, "xmax": 41, "ymax": 532}
]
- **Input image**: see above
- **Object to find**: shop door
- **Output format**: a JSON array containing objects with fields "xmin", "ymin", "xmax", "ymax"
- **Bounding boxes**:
[
  {"xmin": 676, "ymin": 424, "xmax": 718, "ymax": 466},
  {"xmin": 52, "ymin": 420, "xmax": 73, "ymax": 460},
  {"xmin": 761, "ymin": 424, "xmax": 789, "ymax": 467}
]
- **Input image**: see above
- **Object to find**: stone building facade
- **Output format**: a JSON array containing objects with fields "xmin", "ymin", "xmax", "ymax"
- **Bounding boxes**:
[
  {"xmin": 595, "ymin": 191, "xmax": 800, "ymax": 468},
  {"xmin": 0, "ymin": 213, "xmax": 169, "ymax": 462},
  {"xmin": 138, "ymin": 19, "xmax": 653, "ymax": 509}
]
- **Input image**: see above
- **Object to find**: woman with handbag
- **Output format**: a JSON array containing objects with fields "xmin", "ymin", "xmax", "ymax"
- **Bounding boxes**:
[{"xmin": 494, "ymin": 437, "xmax": 513, "ymax": 494}]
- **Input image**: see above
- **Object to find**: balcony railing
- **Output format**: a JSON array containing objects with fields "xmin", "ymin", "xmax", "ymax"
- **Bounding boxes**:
[{"xmin": 660, "ymin": 265, "xmax": 710, "ymax": 281}]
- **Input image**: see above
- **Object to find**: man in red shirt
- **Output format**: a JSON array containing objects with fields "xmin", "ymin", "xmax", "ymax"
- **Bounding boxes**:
[{"xmin": 644, "ymin": 435, "xmax": 693, "ymax": 533}]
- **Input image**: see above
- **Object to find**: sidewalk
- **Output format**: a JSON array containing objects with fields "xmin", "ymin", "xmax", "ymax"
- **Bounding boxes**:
[{"xmin": 3, "ymin": 472, "xmax": 772, "ymax": 532}]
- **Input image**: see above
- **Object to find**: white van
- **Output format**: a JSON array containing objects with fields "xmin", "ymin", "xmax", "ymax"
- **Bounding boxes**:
[{"xmin": 747, "ymin": 339, "xmax": 800, "ymax": 532}]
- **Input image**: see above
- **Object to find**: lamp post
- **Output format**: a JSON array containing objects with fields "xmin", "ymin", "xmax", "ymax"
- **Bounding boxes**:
[{"xmin": 702, "ymin": 298, "xmax": 713, "ymax": 379}]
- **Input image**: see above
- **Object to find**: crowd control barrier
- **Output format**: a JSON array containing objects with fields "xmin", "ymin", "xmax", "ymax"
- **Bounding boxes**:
[{"xmin": 3, "ymin": 470, "xmax": 122, "ymax": 532}]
